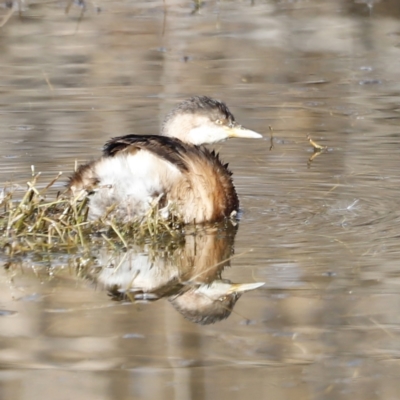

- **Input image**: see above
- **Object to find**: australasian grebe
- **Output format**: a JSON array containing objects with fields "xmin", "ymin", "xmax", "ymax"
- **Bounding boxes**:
[{"xmin": 68, "ymin": 96, "xmax": 262, "ymax": 223}]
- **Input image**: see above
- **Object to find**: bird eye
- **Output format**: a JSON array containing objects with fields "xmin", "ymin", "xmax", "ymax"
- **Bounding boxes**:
[{"xmin": 215, "ymin": 119, "xmax": 222, "ymax": 125}]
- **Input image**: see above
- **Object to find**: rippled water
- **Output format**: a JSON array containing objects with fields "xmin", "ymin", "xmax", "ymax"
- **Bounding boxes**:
[{"xmin": 2, "ymin": 0, "xmax": 400, "ymax": 399}]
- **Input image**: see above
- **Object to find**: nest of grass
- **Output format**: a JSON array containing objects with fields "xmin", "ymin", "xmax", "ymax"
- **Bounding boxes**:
[{"xmin": 0, "ymin": 170, "xmax": 184, "ymax": 257}]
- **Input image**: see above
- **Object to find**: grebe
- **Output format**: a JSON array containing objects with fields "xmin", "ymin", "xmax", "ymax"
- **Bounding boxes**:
[{"xmin": 69, "ymin": 96, "xmax": 262, "ymax": 223}]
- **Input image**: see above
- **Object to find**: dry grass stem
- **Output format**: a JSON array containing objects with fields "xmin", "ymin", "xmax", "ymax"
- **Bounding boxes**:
[{"xmin": 0, "ymin": 170, "xmax": 184, "ymax": 256}]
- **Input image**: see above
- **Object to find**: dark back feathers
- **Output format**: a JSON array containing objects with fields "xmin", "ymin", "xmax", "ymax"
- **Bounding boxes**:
[
  {"xmin": 103, "ymin": 134, "xmax": 234, "ymax": 180},
  {"xmin": 103, "ymin": 134, "xmax": 190, "ymax": 172}
]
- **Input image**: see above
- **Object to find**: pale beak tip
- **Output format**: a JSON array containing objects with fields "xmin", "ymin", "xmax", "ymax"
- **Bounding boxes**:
[
  {"xmin": 228, "ymin": 282, "xmax": 265, "ymax": 293},
  {"xmin": 229, "ymin": 127, "xmax": 263, "ymax": 139}
]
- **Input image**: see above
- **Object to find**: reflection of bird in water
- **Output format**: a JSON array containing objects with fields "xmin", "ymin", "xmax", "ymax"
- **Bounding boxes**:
[
  {"xmin": 169, "ymin": 280, "xmax": 264, "ymax": 325},
  {"xmin": 69, "ymin": 96, "xmax": 262, "ymax": 223},
  {"xmin": 89, "ymin": 225, "xmax": 264, "ymax": 325}
]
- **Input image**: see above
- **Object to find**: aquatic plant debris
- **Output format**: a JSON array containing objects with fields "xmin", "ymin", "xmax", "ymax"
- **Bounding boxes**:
[
  {"xmin": 269, "ymin": 125, "xmax": 274, "ymax": 151},
  {"xmin": 307, "ymin": 135, "xmax": 327, "ymax": 152},
  {"xmin": 307, "ymin": 134, "xmax": 328, "ymax": 167},
  {"xmin": 0, "ymin": 170, "xmax": 184, "ymax": 257}
]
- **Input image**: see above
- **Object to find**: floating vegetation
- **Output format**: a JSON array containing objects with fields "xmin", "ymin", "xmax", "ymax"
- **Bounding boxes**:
[
  {"xmin": 307, "ymin": 134, "xmax": 328, "ymax": 167},
  {"xmin": 0, "ymin": 169, "xmax": 184, "ymax": 257}
]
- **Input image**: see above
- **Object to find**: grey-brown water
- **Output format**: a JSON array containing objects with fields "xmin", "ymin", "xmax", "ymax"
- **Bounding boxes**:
[{"xmin": 1, "ymin": 0, "xmax": 400, "ymax": 399}]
